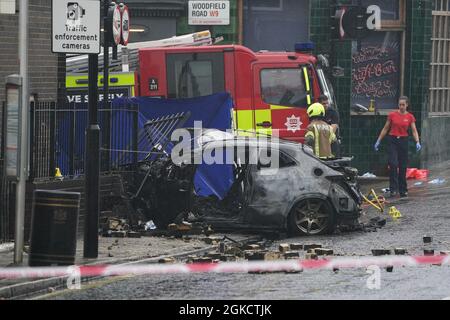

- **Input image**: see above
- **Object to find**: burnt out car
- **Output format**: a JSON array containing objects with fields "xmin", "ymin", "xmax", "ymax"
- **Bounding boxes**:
[{"xmin": 125, "ymin": 130, "xmax": 362, "ymax": 236}]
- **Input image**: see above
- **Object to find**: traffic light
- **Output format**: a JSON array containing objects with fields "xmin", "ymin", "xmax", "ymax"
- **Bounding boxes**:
[
  {"xmin": 330, "ymin": 6, "xmax": 346, "ymax": 40},
  {"xmin": 331, "ymin": 5, "xmax": 378, "ymax": 40}
]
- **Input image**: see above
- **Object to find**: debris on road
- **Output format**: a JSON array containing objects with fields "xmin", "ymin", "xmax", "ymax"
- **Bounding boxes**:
[
  {"xmin": 278, "ymin": 244, "xmax": 290, "ymax": 253},
  {"xmin": 372, "ymin": 249, "xmax": 391, "ymax": 256},
  {"xmin": 289, "ymin": 243, "xmax": 304, "ymax": 250},
  {"xmin": 158, "ymin": 257, "xmax": 176, "ymax": 264},
  {"xmin": 303, "ymin": 244, "xmax": 322, "ymax": 251},
  {"xmin": 423, "ymin": 236, "xmax": 433, "ymax": 244},
  {"xmin": 394, "ymin": 248, "xmax": 408, "ymax": 255},
  {"xmin": 428, "ymin": 178, "xmax": 446, "ymax": 185}
]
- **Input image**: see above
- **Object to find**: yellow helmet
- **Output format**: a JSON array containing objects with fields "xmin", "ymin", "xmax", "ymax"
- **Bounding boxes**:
[{"xmin": 307, "ymin": 103, "xmax": 325, "ymax": 118}]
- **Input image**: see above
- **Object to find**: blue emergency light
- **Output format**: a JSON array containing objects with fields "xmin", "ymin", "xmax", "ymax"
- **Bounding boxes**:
[{"xmin": 295, "ymin": 42, "xmax": 315, "ymax": 53}]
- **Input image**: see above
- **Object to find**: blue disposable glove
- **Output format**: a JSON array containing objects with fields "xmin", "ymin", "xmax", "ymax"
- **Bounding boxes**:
[
  {"xmin": 416, "ymin": 142, "xmax": 422, "ymax": 152},
  {"xmin": 374, "ymin": 140, "xmax": 380, "ymax": 152}
]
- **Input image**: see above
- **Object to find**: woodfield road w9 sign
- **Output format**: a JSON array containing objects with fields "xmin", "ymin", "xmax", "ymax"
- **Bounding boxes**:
[{"xmin": 52, "ymin": 0, "xmax": 100, "ymax": 54}]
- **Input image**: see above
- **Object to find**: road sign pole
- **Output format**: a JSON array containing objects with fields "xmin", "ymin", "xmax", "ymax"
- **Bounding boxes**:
[
  {"xmin": 83, "ymin": 53, "xmax": 100, "ymax": 258},
  {"xmin": 14, "ymin": 0, "xmax": 29, "ymax": 265},
  {"xmin": 103, "ymin": 0, "xmax": 111, "ymax": 172}
]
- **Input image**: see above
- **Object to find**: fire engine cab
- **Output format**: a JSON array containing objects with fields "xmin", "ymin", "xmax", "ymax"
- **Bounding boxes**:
[{"xmin": 137, "ymin": 42, "xmax": 337, "ymax": 142}]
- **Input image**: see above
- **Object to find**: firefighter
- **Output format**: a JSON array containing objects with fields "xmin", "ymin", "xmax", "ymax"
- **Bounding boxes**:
[
  {"xmin": 320, "ymin": 94, "xmax": 341, "ymax": 157},
  {"xmin": 305, "ymin": 103, "xmax": 337, "ymax": 159}
]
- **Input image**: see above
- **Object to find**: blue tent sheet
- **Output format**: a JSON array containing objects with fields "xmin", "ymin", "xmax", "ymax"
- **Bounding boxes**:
[{"xmin": 113, "ymin": 93, "xmax": 235, "ymax": 200}]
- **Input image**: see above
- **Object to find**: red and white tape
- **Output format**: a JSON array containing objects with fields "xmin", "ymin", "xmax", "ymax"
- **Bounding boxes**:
[{"xmin": 0, "ymin": 255, "xmax": 449, "ymax": 279}]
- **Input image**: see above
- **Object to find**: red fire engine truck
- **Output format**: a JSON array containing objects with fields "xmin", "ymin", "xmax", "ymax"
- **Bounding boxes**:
[{"xmin": 136, "ymin": 42, "xmax": 337, "ymax": 142}]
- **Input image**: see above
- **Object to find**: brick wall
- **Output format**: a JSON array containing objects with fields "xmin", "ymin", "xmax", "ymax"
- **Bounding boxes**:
[{"xmin": 0, "ymin": 0, "xmax": 63, "ymax": 103}]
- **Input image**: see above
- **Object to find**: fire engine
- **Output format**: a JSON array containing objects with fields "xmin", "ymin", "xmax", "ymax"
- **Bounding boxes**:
[
  {"xmin": 66, "ymin": 31, "xmax": 338, "ymax": 142},
  {"xmin": 136, "ymin": 42, "xmax": 337, "ymax": 142}
]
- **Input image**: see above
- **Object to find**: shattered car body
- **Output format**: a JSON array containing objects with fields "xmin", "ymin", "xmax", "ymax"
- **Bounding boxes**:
[{"xmin": 124, "ymin": 130, "xmax": 362, "ymax": 236}]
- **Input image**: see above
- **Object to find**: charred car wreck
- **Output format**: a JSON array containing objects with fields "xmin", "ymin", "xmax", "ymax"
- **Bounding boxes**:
[{"xmin": 123, "ymin": 129, "xmax": 362, "ymax": 237}]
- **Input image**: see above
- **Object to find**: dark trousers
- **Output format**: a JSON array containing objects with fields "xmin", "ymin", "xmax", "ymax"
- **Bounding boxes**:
[{"xmin": 388, "ymin": 136, "xmax": 409, "ymax": 194}]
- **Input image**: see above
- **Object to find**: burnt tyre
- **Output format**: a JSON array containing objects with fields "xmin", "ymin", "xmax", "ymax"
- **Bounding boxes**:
[{"xmin": 288, "ymin": 198, "xmax": 336, "ymax": 236}]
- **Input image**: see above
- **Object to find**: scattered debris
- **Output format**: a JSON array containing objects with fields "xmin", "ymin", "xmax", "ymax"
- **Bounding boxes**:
[
  {"xmin": 127, "ymin": 231, "xmax": 141, "ymax": 238},
  {"xmin": 247, "ymin": 251, "xmax": 282, "ymax": 261},
  {"xmin": 440, "ymin": 251, "xmax": 450, "ymax": 256},
  {"xmin": 303, "ymin": 244, "xmax": 322, "ymax": 251},
  {"xmin": 220, "ymin": 255, "xmax": 238, "ymax": 262},
  {"xmin": 424, "ymin": 249, "xmax": 435, "ymax": 256},
  {"xmin": 278, "ymin": 244, "xmax": 290, "ymax": 253},
  {"xmin": 315, "ymin": 248, "xmax": 334, "ymax": 256},
  {"xmin": 202, "ymin": 236, "xmax": 222, "ymax": 245},
  {"xmin": 144, "ymin": 220, "xmax": 157, "ymax": 231},
  {"xmin": 111, "ymin": 231, "xmax": 127, "ymax": 238},
  {"xmin": 289, "ymin": 243, "xmax": 304, "ymax": 250},
  {"xmin": 192, "ymin": 257, "xmax": 213, "ymax": 264},
  {"xmin": 394, "ymin": 248, "xmax": 407, "ymax": 255},
  {"xmin": 428, "ymin": 178, "xmax": 446, "ymax": 185},
  {"xmin": 284, "ymin": 251, "xmax": 300, "ymax": 259},
  {"xmin": 372, "ymin": 249, "xmax": 391, "ymax": 256},
  {"xmin": 168, "ymin": 221, "xmax": 192, "ymax": 232},
  {"xmin": 244, "ymin": 244, "xmax": 261, "ymax": 251},
  {"xmin": 158, "ymin": 257, "xmax": 176, "ymax": 264},
  {"xmin": 361, "ymin": 172, "xmax": 377, "ymax": 178},
  {"xmin": 305, "ymin": 252, "xmax": 318, "ymax": 260},
  {"xmin": 423, "ymin": 236, "xmax": 433, "ymax": 244},
  {"xmin": 204, "ymin": 225, "xmax": 214, "ymax": 236}
]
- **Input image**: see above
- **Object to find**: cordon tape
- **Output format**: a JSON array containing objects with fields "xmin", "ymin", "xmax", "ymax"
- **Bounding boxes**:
[{"xmin": 0, "ymin": 255, "xmax": 449, "ymax": 279}]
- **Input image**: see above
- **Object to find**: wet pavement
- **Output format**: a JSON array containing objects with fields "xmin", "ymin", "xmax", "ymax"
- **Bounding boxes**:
[{"xmin": 34, "ymin": 163, "xmax": 450, "ymax": 300}]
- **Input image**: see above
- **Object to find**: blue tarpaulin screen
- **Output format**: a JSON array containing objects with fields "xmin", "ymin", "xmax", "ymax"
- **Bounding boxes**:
[{"xmin": 114, "ymin": 92, "xmax": 235, "ymax": 200}]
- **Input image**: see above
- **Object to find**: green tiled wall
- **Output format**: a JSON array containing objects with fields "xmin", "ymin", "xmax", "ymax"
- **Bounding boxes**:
[
  {"xmin": 404, "ymin": 0, "xmax": 433, "ymax": 168},
  {"xmin": 311, "ymin": 0, "xmax": 433, "ymax": 175}
]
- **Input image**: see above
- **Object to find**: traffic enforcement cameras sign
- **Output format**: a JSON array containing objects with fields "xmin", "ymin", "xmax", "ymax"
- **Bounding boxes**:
[{"xmin": 52, "ymin": 0, "xmax": 100, "ymax": 54}]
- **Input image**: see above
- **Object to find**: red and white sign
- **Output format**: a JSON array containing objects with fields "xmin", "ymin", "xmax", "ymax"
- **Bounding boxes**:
[
  {"xmin": 111, "ymin": 4, "xmax": 121, "ymax": 45},
  {"xmin": 120, "ymin": 4, "xmax": 130, "ymax": 46}
]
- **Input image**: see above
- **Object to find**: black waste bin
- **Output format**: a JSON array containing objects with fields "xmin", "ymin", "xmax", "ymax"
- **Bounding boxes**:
[{"xmin": 29, "ymin": 190, "xmax": 81, "ymax": 266}]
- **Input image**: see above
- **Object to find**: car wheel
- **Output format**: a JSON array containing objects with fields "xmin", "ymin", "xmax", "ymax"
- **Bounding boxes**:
[{"xmin": 288, "ymin": 198, "xmax": 336, "ymax": 236}]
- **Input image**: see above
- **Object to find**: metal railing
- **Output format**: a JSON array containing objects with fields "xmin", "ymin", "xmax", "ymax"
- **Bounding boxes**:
[{"xmin": 29, "ymin": 101, "xmax": 139, "ymax": 181}]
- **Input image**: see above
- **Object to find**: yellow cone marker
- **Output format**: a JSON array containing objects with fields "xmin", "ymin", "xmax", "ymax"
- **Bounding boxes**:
[
  {"xmin": 389, "ymin": 206, "xmax": 402, "ymax": 220},
  {"xmin": 55, "ymin": 167, "xmax": 63, "ymax": 180}
]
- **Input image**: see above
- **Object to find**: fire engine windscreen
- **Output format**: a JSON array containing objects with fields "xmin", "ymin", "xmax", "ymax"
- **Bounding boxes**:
[{"xmin": 113, "ymin": 93, "xmax": 234, "ymax": 200}]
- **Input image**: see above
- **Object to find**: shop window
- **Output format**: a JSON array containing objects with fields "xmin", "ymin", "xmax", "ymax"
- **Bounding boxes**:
[
  {"xmin": 166, "ymin": 52, "xmax": 225, "ymax": 99},
  {"xmin": 351, "ymin": 31, "xmax": 402, "ymax": 110},
  {"xmin": 261, "ymin": 68, "xmax": 307, "ymax": 107}
]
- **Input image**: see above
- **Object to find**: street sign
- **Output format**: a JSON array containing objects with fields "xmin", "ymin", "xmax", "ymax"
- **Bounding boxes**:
[
  {"xmin": 52, "ymin": 0, "xmax": 100, "ymax": 54},
  {"xmin": 188, "ymin": 0, "xmax": 230, "ymax": 25},
  {"xmin": 5, "ymin": 76, "xmax": 22, "ymax": 178},
  {"xmin": 120, "ymin": 4, "xmax": 130, "ymax": 46},
  {"xmin": 111, "ymin": 4, "xmax": 122, "ymax": 45}
]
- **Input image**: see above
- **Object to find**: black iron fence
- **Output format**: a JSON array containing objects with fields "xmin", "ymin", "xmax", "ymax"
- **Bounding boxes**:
[{"xmin": 30, "ymin": 101, "xmax": 139, "ymax": 181}]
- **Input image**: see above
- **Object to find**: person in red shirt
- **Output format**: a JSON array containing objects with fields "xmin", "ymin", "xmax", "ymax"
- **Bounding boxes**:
[{"xmin": 374, "ymin": 96, "xmax": 421, "ymax": 198}]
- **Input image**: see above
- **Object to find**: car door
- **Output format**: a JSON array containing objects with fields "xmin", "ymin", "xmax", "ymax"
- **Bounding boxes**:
[{"xmin": 244, "ymin": 146, "xmax": 299, "ymax": 227}]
